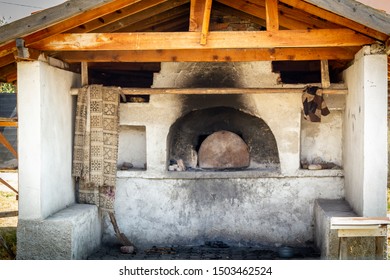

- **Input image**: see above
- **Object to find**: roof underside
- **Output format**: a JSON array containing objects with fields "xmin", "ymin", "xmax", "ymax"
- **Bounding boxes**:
[{"xmin": 0, "ymin": 0, "xmax": 389, "ymax": 84}]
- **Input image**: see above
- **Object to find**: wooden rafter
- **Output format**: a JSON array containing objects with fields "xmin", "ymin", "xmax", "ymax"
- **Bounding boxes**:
[
  {"xmin": 0, "ymin": 54, "xmax": 14, "ymax": 68},
  {"xmin": 114, "ymin": 3, "xmax": 189, "ymax": 32},
  {"xmin": 216, "ymin": 0, "xmax": 341, "ymax": 31},
  {"xmin": 56, "ymin": 47, "xmax": 358, "ymax": 63},
  {"xmin": 265, "ymin": 0, "xmax": 279, "ymax": 31},
  {"xmin": 66, "ymin": 0, "xmax": 170, "ymax": 33},
  {"xmin": 95, "ymin": 0, "xmax": 189, "ymax": 33},
  {"xmin": 0, "ymin": 64, "xmax": 16, "ymax": 83},
  {"xmin": 30, "ymin": 29, "xmax": 374, "ymax": 51}
]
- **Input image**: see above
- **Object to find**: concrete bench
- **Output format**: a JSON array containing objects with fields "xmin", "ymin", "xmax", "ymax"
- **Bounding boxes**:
[
  {"xmin": 314, "ymin": 199, "xmax": 389, "ymax": 260},
  {"xmin": 17, "ymin": 203, "xmax": 101, "ymax": 259}
]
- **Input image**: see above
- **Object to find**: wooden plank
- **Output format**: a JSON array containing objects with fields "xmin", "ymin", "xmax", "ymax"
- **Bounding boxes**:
[
  {"xmin": 70, "ymin": 87, "xmax": 348, "ymax": 96},
  {"xmin": 337, "ymin": 228, "xmax": 387, "ymax": 238},
  {"xmin": 58, "ymin": 47, "xmax": 357, "ymax": 63},
  {"xmin": 279, "ymin": 0, "xmax": 388, "ymax": 41},
  {"xmin": 331, "ymin": 216, "xmax": 390, "ymax": 226},
  {"xmin": 321, "ymin": 60, "xmax": 330, "ymax": 88},
  {"xmin": 302, "ymin": 0, "xmax": 390, "ymax": 36},
  {"xmin": 200, "ymin": 0, "xmax": 213, "ymax": 45},
  {"xmin": 265, "ymin": 0, "xmax": 279, "ymax": 31},
  {"xmin": 0, "ymin": 132, "xmax": 17, "ymax": 158},
  {"xmin": 30, "ymin": 29, "xmax": 374, "ymax": 51}
]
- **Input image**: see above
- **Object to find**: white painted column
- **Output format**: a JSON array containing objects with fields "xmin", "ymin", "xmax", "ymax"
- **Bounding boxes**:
[
  {"xmin": 343, "ymin": 46, "xmax": 388, "ymax": 216},
  {"xmin": 18, "ymin": 61, "xmax": 80, "ymax": 220}
]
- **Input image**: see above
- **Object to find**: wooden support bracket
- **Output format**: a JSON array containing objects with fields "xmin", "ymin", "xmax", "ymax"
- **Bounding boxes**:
[{"xmin": 15, "ymin": 38, "xmax": 42, "ymax": 61}]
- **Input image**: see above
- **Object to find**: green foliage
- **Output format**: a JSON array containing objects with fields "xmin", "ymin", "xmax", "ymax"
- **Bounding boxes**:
[
  {"xmin": 388, "ymin": 188, "xmax": 390, "ymax": 212},
  {"xmin": 0, "ymin": 83, "xmax": 16, "ymax": 93}
]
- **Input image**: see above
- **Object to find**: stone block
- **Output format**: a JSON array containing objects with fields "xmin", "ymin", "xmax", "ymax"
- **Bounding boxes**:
[{"xmin": 17, "ymin": 204, "xmax": 101, "ymax": 260}]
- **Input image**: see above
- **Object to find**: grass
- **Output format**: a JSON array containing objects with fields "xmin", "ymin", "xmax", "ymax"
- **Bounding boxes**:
[
  {"xmin": 388, "ymin": 188, "xmax": 390, "ymax": 212},
  {"xmin": 0, "ymin": 191, "xmax": 18, "ymax": 260}
]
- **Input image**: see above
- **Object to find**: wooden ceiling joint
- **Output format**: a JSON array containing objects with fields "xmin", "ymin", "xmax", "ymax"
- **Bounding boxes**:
[{"xmin": 30, "ymin": 29, "xmax": 375, "ymax": 51}]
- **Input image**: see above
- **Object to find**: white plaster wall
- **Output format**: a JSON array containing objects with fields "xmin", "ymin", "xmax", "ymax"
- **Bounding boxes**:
[
  {"xmin": 300, "ymin": 110, "xmax": 343, "ymax": 166},
  {"xmin": 118, "ymin": 125, "xmax": 146, "ymax": 169},
  {"xmin": 18, "ymin": 61, "xmax": 80, "ymax": 220},
  {"xmin": 343, "ymin": 47, "xmax": 388, "ymax": 216},
  {"xmin": 104, "ymin": 176, "xmax": 344, "ymax": 247}
]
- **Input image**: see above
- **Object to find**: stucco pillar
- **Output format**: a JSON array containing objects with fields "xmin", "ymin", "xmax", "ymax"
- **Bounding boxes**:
[
  {"xmin": 343, "ymin": 46, "xmax": 388, "ymax": 216},
  {"xmin": 17, "ymin": 61, "xmax": 79, "ymax": 220}
]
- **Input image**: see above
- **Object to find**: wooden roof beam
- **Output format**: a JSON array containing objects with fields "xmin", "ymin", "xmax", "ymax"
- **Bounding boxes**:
[
  {"xmin": 57, "ymin": 47, "xmax": 357, "ymax": 63},
  {"xmin": 279, "ymin": 0, "xmax": 388, "ymax": 41},
  {"xmin": 31, "ymin": 29, "xmax": 374, "ymax": 51},
  {"xmin": 266, "ymin": 0, "xmax": 279, "ymax": 31}
]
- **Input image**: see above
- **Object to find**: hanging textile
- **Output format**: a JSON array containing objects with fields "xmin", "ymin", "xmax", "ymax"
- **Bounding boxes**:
[
  {"xmin": 302, "ymin": 85, "xmax": 330, "ymax": 122},
  {"xmin": 72, "ymin": 85, "xmax": 120, "ymax": 212}
]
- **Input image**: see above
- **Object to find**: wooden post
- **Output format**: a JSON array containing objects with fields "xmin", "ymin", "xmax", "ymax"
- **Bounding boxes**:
[
  {"xmin": 321, "ymin": 60, "xmax": 331, "ymax": 88},
  {"xmin": 200, "ymin": 0, "xmax": 213, "ymax": 45},
  {"xmin": 81, "ymin": 61, "xmax": 88, "ymax": 86}
]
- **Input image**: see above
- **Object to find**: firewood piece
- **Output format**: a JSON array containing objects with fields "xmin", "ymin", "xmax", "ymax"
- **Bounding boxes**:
[{"xmin": 108, "ymin": 212, "xmax": 135, "ymax": 247}]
